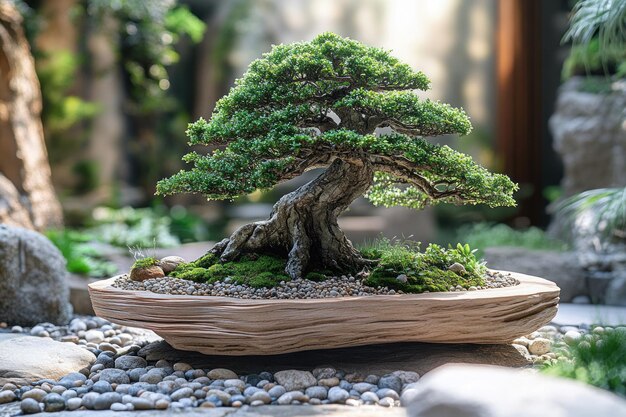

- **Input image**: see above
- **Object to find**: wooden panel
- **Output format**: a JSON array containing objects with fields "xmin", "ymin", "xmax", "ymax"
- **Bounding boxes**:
[
  {"xmin": 496, "ymin": 0, "xmax": 543, "ymax": 224},
  {"xmin": 89, "ymin": 271, "xmax": 560, "ymax": 356}
]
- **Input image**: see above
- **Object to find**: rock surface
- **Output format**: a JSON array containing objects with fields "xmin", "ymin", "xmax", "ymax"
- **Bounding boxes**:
[
  {"xmin": 0, "ymin": 225, "xmax": 72, "ymax": 325},
  {"xmin": 404, "ymin": 364, "xmax": 626, "ymax": 417},
  {"xmin": 137, "ymin": 339, "xmax": 529, "ymax": 376},
  {"xmin": 484, "ymin": 247, "xmax": 585, "ymax": 302},
  {"xmin": 0, "ymin": 334, "xmax": 94, "ymax": 386},
  {"xmin": 549, "ymin": 77, "xmax": 626, "ymax": 196}
]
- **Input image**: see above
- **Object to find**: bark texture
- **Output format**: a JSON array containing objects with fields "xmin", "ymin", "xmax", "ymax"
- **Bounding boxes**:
[
  {"xmin": 0, "ymin": 3, "xmax": 62, "ymax": 231},
  {"xmin": 211, "ymin": 158, "xmax": 374, "ymax": 279}
]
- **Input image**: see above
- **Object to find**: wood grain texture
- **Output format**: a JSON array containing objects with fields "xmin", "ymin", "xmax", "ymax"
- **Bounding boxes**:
[{"xmin": 88, "ymin": 271, "xmax": 560, "ymax": 356}]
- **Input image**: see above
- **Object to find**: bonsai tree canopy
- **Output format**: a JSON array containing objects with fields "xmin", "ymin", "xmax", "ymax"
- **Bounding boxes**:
[{"xmin": 157, "ymin": 33, "xmax": 517, "ymax": 279}]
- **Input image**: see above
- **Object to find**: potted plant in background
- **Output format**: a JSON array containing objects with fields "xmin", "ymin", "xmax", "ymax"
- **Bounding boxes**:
[
  {"xmin": 89, "ymin": 33, "xmax": 559, "ymax": 355},
  {"xmin": 549, "ymin": 0, "xmax": 626, "ymax": 305}
]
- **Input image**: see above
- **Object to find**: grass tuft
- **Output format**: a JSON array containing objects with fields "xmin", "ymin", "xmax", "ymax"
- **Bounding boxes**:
[{"xmin": 542, "ymin": 328, "xmax": 626, "ymax": 396}]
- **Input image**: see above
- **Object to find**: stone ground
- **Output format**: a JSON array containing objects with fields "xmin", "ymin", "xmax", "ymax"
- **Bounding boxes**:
[
  {"xmin": 1, "ymin": 303, "xmax": 624, "ymax": 417},
  {"xmin": 1, "ymin": 404, "xmax": 404, "ymax": 417}
]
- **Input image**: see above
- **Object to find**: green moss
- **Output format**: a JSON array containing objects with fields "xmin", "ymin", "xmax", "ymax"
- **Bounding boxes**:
[
  {"xmin": 132, "ymin": 257, "xmax": 158, "ymax": 269},
  {"xmin": 194, "ymin": 253, "xmax": 219, "ymax": 268},
  {"xmin": 360, "ymin": 238, "xmax": 486, "ymax": 293},
  {"xmin": 170, "ymin": 253, "xmax": 290, "ymax": 288}
]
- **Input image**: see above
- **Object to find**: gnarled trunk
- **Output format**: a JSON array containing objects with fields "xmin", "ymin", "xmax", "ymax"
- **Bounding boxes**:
[{"xmin": 211, "ymin": 158, "xmax": 374, "ymax": 279}]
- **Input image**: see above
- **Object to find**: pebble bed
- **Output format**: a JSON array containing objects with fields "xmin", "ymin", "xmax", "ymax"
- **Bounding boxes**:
[
  {"xmin": 0, "ymin": 315, "xmax": 598, "ymax": 415},
  {"xmin": 112, "ymin": 270, "xmax": 519, "ymax": 299}
]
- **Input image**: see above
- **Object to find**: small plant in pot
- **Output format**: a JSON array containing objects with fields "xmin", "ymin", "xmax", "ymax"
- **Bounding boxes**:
[{"xmin": 151, "ymin": 32, "xmax": 518, "ymax": 294}]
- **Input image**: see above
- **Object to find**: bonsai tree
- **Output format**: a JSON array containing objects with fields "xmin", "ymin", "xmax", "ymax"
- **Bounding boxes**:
[{"xmin": 157, "ymin": 33, "xmax": 517, "ymax": 279}]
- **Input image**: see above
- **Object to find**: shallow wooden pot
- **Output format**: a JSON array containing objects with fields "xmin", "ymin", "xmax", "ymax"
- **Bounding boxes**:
[{"xmin": 88, "ymin": 271, "xmax": 559, "ymax": 356}]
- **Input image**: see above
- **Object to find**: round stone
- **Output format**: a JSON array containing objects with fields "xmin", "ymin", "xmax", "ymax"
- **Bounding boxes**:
[
  {"xmin": 268, "ymin": 385, "xmax": 287, "ymax": 398},
  {"xmin": 378, "ymin": 374, "xmax": 402, "ymax": 393},
  {"xmin": 529, "ymin": 338, "xmax": 552, "ymax": 355},
  {"xmin": 361, "ymin": 391, "xmax": 379, "ymax": 403},
  {"xmin": 305, "ymin": 386, "xmax": 327, "ymax": 400},
  {"xmin": 274, "ymin": 370, "xmax": 317, "ymax": 391},
  {"xmin": 66, "ymin": 397, "xmax": 83, "ymax": 411},
  {"xmin": 115, "ymin": 356, "xmax": 147, "ymax": 370},
  {"xmin": 94, "ymin": 392, "xmax": 122, "ymax": 410},
  {"xmin": 99, "ymin": 369, "xmax": 130, "ymax": 385},
  {"xmin": 172, "ymin": 362, "xmax": 192, "ymax": 372},
  {"xmin": 22, "ymin": 388, "xmax": 47, "ymax": 401},
  {"xmin": 131, "ymin": 398, "xmax": 154, "ymax": 410},
  {"xmin": 249, "ymin": 390, "xmax": 271, "ymax": 404},
  {"xmin": 170, "ymin": 387, "xmax": 193, "ymax": 401},
  {"xmin": 20, "ymin": 398, "xmax": 41, "ymax": 414},
  {"xmin": 110, "ymin": 402, "xmax": 127, "ymax": 411},
  {"xmin": 207, "ymin": 368, "xmax": 238, "ymax": 380},
  {"xmin": 0, "ymin": 390, "xmax": 17, "ymax": 404},
  {"xmin": 92, "ymin": 380, "xmax": 113, "ymax": 393},
  {"xmin": 564, "ymin": 330, "xmax": 582, "ymax": 344},
  {"xmin": 328, "ymin": 386, "xmax": 350, "ymax": 403},
  {"xmin": 84, "ymin": 330, "xmax": 105, "ymax": 344},
  {"xmin": 43, "ymin": 393, "xmax": 66, "ymax": 412}
]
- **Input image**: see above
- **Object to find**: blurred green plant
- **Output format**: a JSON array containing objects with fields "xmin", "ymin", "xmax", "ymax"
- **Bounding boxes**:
[
  {"xmin": 553, "ymin": 187, "xmax": 626, "ymax": 246},
  {"xmin": 89, "ymin": 205, "xmax": 210, "ymax": 248},
  {"xmin": 562, "ymin": 0, "xmax": 626, "ymax": 89},
  {"xmin": 46, "ymin": 229, "xmax": 117, "ymax": 278},
  {"xmin": 459, "ymin": 223, "xmax": 568, "ymax": 257},
  {"xmin": 543, "ymin": 328, "xmax": 626, "ymax": 396}
]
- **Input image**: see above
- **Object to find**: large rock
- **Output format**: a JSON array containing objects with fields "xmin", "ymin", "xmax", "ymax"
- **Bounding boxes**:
[
  {"xmin": 549, "ymin": 77, "xmax": 626, "ymax": 196},
  {"xmin": 0, "ymin": 224, "xmax": 72, "ymax": 325},
  {"xmin": 404, "ymin": 364, "xmax": 626, "ymax": 417},
  {"xmin": 0, "ymin": 334, "xmax": 95, "ymax": 386},
  {"xmin": 484, "ymin": 247, "xmax": 585, "ymax": 302}
]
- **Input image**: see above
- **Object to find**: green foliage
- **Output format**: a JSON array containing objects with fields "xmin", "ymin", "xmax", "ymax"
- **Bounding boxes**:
[
  {"xmin": 364, "ymin": 134, "xmax": 517, "ymax": 209},
  {"xmin": 542, "ymin": 328, "xmax": 626, "ymax": 396},
  {"xmin": 88, "ymin": 0, "xmax": 206, "ymax": 114},
  {"xmin": 360, "ymin": 238, "xmax": 486, "ymax": 293},
  {"xmin": 132, "ymin": 257, "xmax": 158, "ymax": 269},
  {"xmin": 157, "ymin": 32, "xmax": 516, "ymax": 211},
  {"xmin": 90, "ymin": 206, "xmax": 180, "ymax": 248},
  {"xmin": 46, "ymin": 230, "xmax": 117, "ymax": 278},
  {"xmin": 87, "ymin": 205, "xmax": 210, "ymax": 248},
  {"xmin": 563, "ymin": 0, "xmax": 626, "ymax": 80},
  {"xmin": 554, "ymin": 187, "xmax": 626, "ymax": 246},
  {"xmin": 170, "ymin": 254, "xmax": 290, "ymax": 288},
  {"xmin": 562, "ymin": 38, "xmax": 626, "ymax": 82},
  {"xmin": 460, "ymin": 223, "xmax": 568, "ymax": 257}
]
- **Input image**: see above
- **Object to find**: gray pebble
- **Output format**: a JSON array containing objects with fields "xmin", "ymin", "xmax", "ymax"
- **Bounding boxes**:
[
  {"xmin": 94, "ymin": 392, "xmax": 122, "ymax": 410},
  {"xmin": 110, "ymin": 402, "xmax": 127, "ymax": 411},
  {"xmin": 249, "ymin": 390, "xmax": 271, "ymax": 404},
  {"xmin": 43, "ymin": 393, "xmax": 66, "ymax": 412},
  {"xmin": 115, "ymin": 356, "xmax": 147, "ymax": 370},
  {"xmin": 378, "ymin": 374, "xmax": 402, "ymax": 393},
  {"xmin": 170, "ymin": 387, "xmax": 193, "ymax": 401},
  {"xmin": 268, "ymin": 385, "xmax": 286, "ymax": 398},
  {"xmin": 305, "ymin": 386, "xmax": 327, "ymax": 400},
  {"xmin": 66, "ymin": 397, "xmax": 82, "ymax": 410},
  {"xmin": 22, "ymin": 388, "xmax": 46, "ymax": 401},
  {"xmin": 376, "ymin": 388, "xmax": 400, "ymax": 400},
  {"xmin": 131, "ymin": 398, "xmax": 154, "ymax": 410},
  {"xmin": 92, "ymin": 380, "xmax": 112, "ymax": 393},
  {"xmin": 99, "ymin": 369, "xmax": 130, "ymax": 385},
  {"xmin": 20, "ymin": 398, "xmax": 41, "ymax": 414},
  {"xmin": 361, "ymin": 391, "xmax": 379, "ymax": 403},
  {"xmin": 328, "ymin": 386, "xmax": 349, "ymax": 403},
  {"xmin": 352, "ymin": 382, "xmax": 375, "ymax": 393}
]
